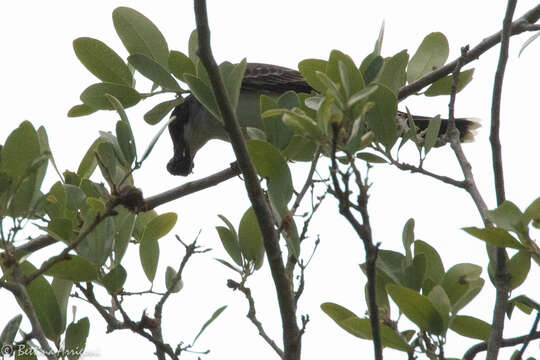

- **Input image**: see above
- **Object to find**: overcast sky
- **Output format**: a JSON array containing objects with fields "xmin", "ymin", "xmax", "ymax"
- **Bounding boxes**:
[{"xmin": 1, "ymin": 1, "xmax": 539, "ymax": 359}]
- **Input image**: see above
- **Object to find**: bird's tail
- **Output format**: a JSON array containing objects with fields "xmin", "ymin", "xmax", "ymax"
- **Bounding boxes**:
[{"xmin": 397, "ymin": 111, "xmax": 481, "ymax": 145}]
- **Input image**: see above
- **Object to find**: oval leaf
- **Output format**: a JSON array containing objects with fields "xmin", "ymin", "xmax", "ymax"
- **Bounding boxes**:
[
  {"xmin": 80, "ymin": 83, "xmax": 140, "ymax": 110},
  {"xmin": 45, "ymin": 256, "xmax": 99, "ymax": 281},
  {"xmin": 238, "ymin": 207, "xmax": 264, "ymax": 267},
  {"xmin": 128, "ymin": 54, "xmax": 180, "ymax": 91},
  {"xmin": 407, "ymin": 32, "xmax": 449, "ymax": 83},
  {"xmin": 387, "ymin": 283, "xmax": 444, "ymax": 334},
  {"xmin": 73, "ymin": 37, "xmax": 132, "ymax": 86},
  {"xmin": 112, "ymin": 7, "xmax": 169, "ymax": 69}
]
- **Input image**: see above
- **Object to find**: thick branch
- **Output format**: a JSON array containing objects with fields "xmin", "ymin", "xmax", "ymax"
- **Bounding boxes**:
[
  {"xmin": 398, "ymin": 4, "xmax": 540, "ymax": 100},
  {"xmin": 486, "ymin": 1, "xmax": 516, "ymax": 359},
  {"xmin": 193, "ymin": 2, "xmax": 300, "ymax": 359}
]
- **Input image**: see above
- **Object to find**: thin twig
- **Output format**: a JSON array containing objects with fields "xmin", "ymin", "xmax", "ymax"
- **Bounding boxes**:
[
  {"xmin": 388, "ymin": 157, "xmax": 466, "ymax": 189},
  {"xmin": 193, "ymin": 1, "xmax": 300, "ymax": 359},
  {"xmin": 227, "ymin": 280, "xmax": 285, "ymax": 359}
]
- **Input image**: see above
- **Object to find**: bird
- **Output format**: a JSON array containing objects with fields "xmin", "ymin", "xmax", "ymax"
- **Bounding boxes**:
[{"xmin": 167, "ymin": 63, "xmax": 478, "ymax": 176}]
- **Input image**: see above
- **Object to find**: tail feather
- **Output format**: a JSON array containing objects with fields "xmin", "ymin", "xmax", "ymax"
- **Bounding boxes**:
[{"xmin": 397, "ymin": 111, "xmax": 480, "ymax": 146}]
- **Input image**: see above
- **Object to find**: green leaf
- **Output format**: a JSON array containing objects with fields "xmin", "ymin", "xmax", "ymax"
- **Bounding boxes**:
[
  {"xmin": 144, "ymin": 97, "xmax": 184, "ymax": 125},
  {"xmin": 1, "ymin": 121, "xmax": 40, "ymax": 183},
  {"xmin": 139, "ymin": 213, "xmax": 177, "ymax": 282},
  {"xmin": 414, "ymin": 240, "xmax": 445, "ymax": 293},
  {"xmin": 68, "ymin": 104, "xmax": 97, "ymax": 117},
  {"xmin": 298, "ymin": 58, "xmax": 327, "ymax": 93},
  {"xmin": 375, "ymin": 250, "xmax": 406, "ymax": 284},
  {"xmin": 73, "ymin": 37, "xmax": 132, "ymax": 86},
  {"xmin": 77, "ymin": 216, "xmax": 115, "ymax": 266},
  {"xmin": 260, "ymin": 94, "xmax": 291, "ymax": 150},
  {"xmin": 365, "ymin": 84, "xmax": 398, "ymax": 149},
  {"xmin": 280, "ymin": 110, "xmax": 323, "ymax": 139},
  {"xmin": 407, "ymin": 32, "xmax": 449, "ymax": 83},
  {"xmin": 97, "ymin": 142, "xmax": 117, "ymax": 183},
  {"xmin": 165, "ymin": 266, "xmax": 183, "ymax": 293},
  {"xmin": 238, "ymin": 207, "xmax": 264, "ymax": 268},
  {"xmin": 320, "ymin": 303, "xmax": 363, "ymax": 337},
  {"xmin": 45, "ymin": 256, "xmax": 99, "ymax": 281},
  {"xmin": 216, "ymin": 226, "xmax": 242, "ymax": 266},
  {"xmin": 247, "ymin": 139, "xmax": 293, "ymax": 207},
  {"xmin": 356, "ymin": 152, "xmax": 387, "ymax": 163},
  {"xmin": 141, "ymin": 212, "xmax": 177, "ymax": 242},
  {"xmin": 116, "ymin": 120, "xmax": 136, "ymax": 167},
  {"xmin": 188, "ymin": 29, "xmax": 199, "ymax": 64},
  {"xmin": 281, "ymin": 135, "xmax": 317, "ymax": 162},
  {"xmin": 222, "ymin": 59, "xmax": 247, "ymax": 109},
  {"xmin": 51, "ymin": 277, "xmax": 73, "ymax": 332},
  {"xmin": 423, "ymin": 115, "xmax": 441, "ymax": 155},
  {"xmin": 184, "ymin": 73, "xmax": 221, "ymax": 121},
  {"xmin": 441, "ymin": 263, "xmax": 484, "ymax": 313},
  {"xmin": 363, "ymin": 55, "xmax": 383, "ymax": 84},
  {"xmin": 102, "ymin": 265, "xmax": 127, "ymax": 294},
  {"xmin": 376, "ymin": 50, "xmax": 409, "ymax": 94},
  {"xmin": 427, "ymin": 285, "xmax": 450, "ymax": 331},
  {"xmin": 169, "ymin": 50, "xmax": 196, "ymax": 82},
  {"xmin": 133, "ymin": 210, "xmax": 157, "ymax": 241},
  {"xmin": 450, "ymin": 315, "xmax": 491, "ymax": 340},
  {"xmin": 140, "ymin": 232, "xmax": 159, "ymax": 282},
  {"xmin": 487, "ymin": 201, "xmax": 528, "ymax": 233},
  {"xmin": 192, "ymin": 305, "xmax": 227, "ymax": 344},
  {"xmin": 112, "ymin": 7, "xmax": 169, "ymax": 69},
  {"xmin": 19, "ymin": 262, "xmax": 63, "ymax": 341},
  {"xmin": 327, "ymin": 50, "xmax": 358, "ymax": 95},
  {"xmin": 463, "ymin": 227, "xmax": 523, "ymax": 249},
  {"xmin": 402, "ymin": 254, "xmax": 426, "ymax": 291},
  {"xmin": 402, "ymin": 218, "xmax": 415, "ymax": 261},
  {"xmin": 140, "ymin": 116, "xmax": 175, "ymax": 163},
  {"xmin": 425, "ymin": 69, "xmax": 475, "ymax": 96},
  {"xmin": 65, "ymin": 317, "xmax": 89, "ymax": 360},
  {"xmin": 347, "ymin": 85, "xmax": 378, "ymax": 108},
  {"xmin": 128, "ymin": 54, "xmax": 180, "ymax": 91},
  {"xmin": 524, "ymin": 197, "xmax": 540, "ymax": 224},
  {"xmin": 0, "ymin": 314, "xmax": 22, "ymax": 346},
  {"xmin": 341, "ymin": 317, "xmax": 412, "ymax": 352},
  {"xmin": 214, "ymin": 258, "xmax": 242, "ymax": 274},
  {"xmin": 114, "ymin": 212, "xmax": 136, "ymax": 265},
  {"xmin": 507, "ymin": 250, "xmax": 531, "ymax": 290},
  {"xmin": 77, "ymin": 138, "xmax": 101, "ymax": 179},
  {"xmin": 374, "ymin": 21, "xmax": 385, "ymax": 55},
  {"xmin": 387, "ymin": 283, "xmax": 444, "ymax": 334},
  {"xmin": 80, "ymin": 83, "xmax": 140, "ymax": 110}
]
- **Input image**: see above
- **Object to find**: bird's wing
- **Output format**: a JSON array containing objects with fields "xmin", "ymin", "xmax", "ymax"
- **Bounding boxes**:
[{"xmin": 241, "ymin": 63, "xmax": 313, "ymax": 94}]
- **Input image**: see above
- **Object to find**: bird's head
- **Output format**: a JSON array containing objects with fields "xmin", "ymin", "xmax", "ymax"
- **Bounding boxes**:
[{"xmin": 167, "ymin": 98, "xmax": 194, "ymax": 176}]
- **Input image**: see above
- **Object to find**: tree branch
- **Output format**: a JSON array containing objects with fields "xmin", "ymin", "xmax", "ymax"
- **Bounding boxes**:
[
  {"xmin": 463, "ymin": 328, "xmax": 540, "ymax": 360},
  {"xmin": 143, "ymin": 164, "xmax": 240, "ymax": 211},
  {"xmin": 398, "ymin": 4, "xmax": 540, "ymax": 100},
  {"xmin": 486, "ymin": 1, "xmax": 517, "ymax": 359},
  {"xmin": 192, "ymin": 2, "xmax": 300, "ymax": 359}
]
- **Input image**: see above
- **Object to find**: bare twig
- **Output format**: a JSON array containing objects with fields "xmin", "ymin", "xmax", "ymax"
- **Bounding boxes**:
[
  {"xmin": 398, "ymin": 4, "xmax": 540, "ymax": 100},
  {"xmin": 192, "ymin": 2, "xmax": 300, "ymax": 359},
  {"xmin": 227, "ymin": 280, "xmax": 285, "ymax": 359},
  {"xmin": 75, "ymin": 282, "xmax": 178, "ymax": 360},
  {"xmin": 388, "ymin": 157, "xmax": 466, "ymax": 189}
]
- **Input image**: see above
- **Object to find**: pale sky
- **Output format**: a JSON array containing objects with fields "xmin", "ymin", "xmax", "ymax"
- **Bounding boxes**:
[{"xmin": 1, "ymin": 1, "xmax": 539, "ymax": 359}]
